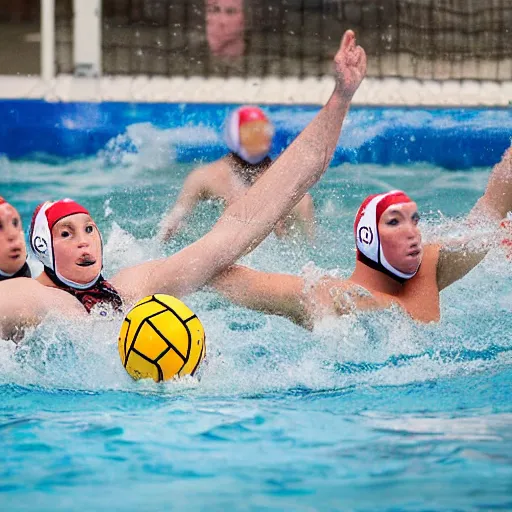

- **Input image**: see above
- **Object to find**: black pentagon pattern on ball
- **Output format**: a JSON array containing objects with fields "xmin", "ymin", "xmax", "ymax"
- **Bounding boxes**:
[
  {"xmin": 120, "ymin": 295, "xmax": 154, "ymax": 360},
  {"xmin": 122, "ymin": 295, "xmax": 199, "ymax": 382}
]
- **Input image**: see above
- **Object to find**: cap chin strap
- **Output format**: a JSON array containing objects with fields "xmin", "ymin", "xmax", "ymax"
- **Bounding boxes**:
[
  {"xmin": 379, "ymin": 246, "xmax": 417, "ymax": 280},
  {"xmin": 44, "ymin": 265, "xmax": 101, "ymax": 290},
  {"xmin": 236, "ymin": 146, "xmax": 267, "ymax": 165},
  {"xmin": 357, "ymin": 252, "xmax": 408, "ymax": 284}
]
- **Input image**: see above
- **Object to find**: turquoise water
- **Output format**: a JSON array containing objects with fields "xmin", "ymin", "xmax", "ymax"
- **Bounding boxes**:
[{"xmin": 1, "ymin": 131, "xmax": 511, "ymax": 511}]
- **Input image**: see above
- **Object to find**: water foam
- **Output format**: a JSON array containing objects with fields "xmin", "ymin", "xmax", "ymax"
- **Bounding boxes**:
[{"xmin": 0, "ymin": 128, "xmax": 510, "ymax": 398}]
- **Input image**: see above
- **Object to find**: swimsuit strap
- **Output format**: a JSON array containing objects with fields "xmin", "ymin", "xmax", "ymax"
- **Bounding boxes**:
[{"xmin": 357, "ymin": 252, "xmax": 408, "ymax": 284}]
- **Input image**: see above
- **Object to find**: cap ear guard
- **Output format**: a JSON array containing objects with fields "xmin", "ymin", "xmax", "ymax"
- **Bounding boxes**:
[
  {"xmin": 224, "ymin": 108, "xmax": 241, "ymax": 155},
  {"xmin": 355, "ymin": 193, "xmax": 382, "ymax": 263},
  {"xmin": 30, "ymin": 201, "xmax": 55, "ymax": 270}
]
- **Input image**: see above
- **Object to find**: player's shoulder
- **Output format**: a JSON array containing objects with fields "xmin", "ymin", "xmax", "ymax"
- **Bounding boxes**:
[
  {"xmin": 312, "ymin": 276, "xmax": 382, "ymax": 315},
  {"xmin": 5, "ymin": 278, "xmax": 81, "ymax": 310},
  {"xmin": 196, "ymin": 158, "xmax": 230, "ymax": 177},
  {"xmin": 186, "ymin": 159, "xmax": 228, "ymax": 188},
  {"xmin": 1, "ymin": 276, "xmax": 43, "ymax": 295},
  {"xmin": 0, "ymin": 278, "xmax": 52, "ymax": 315}
]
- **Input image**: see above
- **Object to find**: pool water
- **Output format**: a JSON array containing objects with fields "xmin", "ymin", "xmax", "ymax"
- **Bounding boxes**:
[{"xmin": 1, "ymin": 122, "xmax": 511, "ymax": 511}]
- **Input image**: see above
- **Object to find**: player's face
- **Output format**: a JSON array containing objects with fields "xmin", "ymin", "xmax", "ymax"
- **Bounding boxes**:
[
  {"xmin": 0, "ymin": 203, "xmax": 27, "ymax": 275},
  {"xmin": 52, "ymin": 214, "xmax": 102, "ymax": 284},
  {"xmin": 206, "ymin": 0, "xmax": 244, "ymax": 56},
  {"xmin": 378, "ymin": 202, "xmax": 423, "ymax": 274},
  {"xmin": 206, "ymin": 0, "xmax": 243, "ymax": 36},
  {"xmin": 239, "ymin": 120, "xmax": 273, "ymax": 160}
]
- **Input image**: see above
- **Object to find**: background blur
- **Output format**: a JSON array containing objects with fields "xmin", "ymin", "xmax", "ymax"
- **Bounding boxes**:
[{"xmin": 1, "ymin": 0, "xmax": 511, "ymax": 81}]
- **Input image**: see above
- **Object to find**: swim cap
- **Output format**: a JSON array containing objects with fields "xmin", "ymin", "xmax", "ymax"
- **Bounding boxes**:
[
  {"xmin": 354, "ymin": 190, "xmax": 419, "ymax": 282},
  {"xmin": 29, "ymin": 198, "xmax": 101, "ymax": 289},
  {"xmin": 0, "ymin": 196, "xmax": 6, "ymax": 206},
  {"xmin": 224, "ymin": 106, "xmax": 272, "ymax": 164}
]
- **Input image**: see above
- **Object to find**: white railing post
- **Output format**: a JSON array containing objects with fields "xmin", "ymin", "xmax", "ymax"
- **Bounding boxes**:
[
  {"xmin": 73, "ymin": 0, "xmax": 102, "ymax": 76},
  {"xmin": 41, "ymin": 0, "xmax": 55, "ymax": 80}
]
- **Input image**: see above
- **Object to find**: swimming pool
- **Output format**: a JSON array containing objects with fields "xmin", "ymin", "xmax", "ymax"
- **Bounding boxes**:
[{"xmin": 1, "ymin": 102, "xmax": 511, "ymax": 511}]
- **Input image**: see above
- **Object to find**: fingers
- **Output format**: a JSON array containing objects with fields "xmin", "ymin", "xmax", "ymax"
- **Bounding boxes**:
[
  {"xmin": 340, "ymin": 29, "xmax": 355, "ymax": 53},
  {"xmin": 356, "ymin": 46, "xmax": 367, "ymax": 70},
  {"xmin": 346, "ymin": 45, "xmax": 364, "ymax": 67},
  {"xmin": 360, "ymin": 48, "xmax": 367, "ymax": 73}
]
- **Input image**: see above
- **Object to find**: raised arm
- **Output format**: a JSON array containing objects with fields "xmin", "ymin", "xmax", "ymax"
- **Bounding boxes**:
[
  {"xmin": 437, "ymin": 143, "xmax": 512, "ymax": 290},
  {"xmin": 112, "ymin": 30, "xmax": 367, "ymax": 302},
  {"xmin": 158, "ymin": 168, "xmax": 207, "ymax": 242},
  {"xmin": 468, "ymin": 144, "xmax": 512, "ymax": 222}
]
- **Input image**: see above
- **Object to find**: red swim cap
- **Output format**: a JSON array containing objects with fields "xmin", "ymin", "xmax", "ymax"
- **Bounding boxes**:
[{"xmin": 238, "ymin": 106, "xmax": 269, "ymax": 126}]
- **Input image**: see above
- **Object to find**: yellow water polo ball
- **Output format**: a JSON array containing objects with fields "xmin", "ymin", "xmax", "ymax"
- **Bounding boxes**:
[{"xmin": 118, "ymin": 294, "xmax": 206, "ymax": 382}]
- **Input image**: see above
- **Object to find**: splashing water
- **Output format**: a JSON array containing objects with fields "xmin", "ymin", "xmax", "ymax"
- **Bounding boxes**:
[{"xmin": 0, "ymin": 122, "xmax": 511, "ymax": 510}]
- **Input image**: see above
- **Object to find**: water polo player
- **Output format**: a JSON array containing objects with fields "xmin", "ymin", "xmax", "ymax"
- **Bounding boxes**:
[
  {"xmin": 0, "ymin": 29, "xmax": 367, "ymax": 341},
  {"xmin": 158, "ymin": 105, "xmax": 315, "ymax": 242},
  {"xmin": 211, "ymin": 144, "xmax": 512, "ymax": 327},
  {"xmin": 0, "ymin": 196, "xmax": 31, "ymax": 281}
]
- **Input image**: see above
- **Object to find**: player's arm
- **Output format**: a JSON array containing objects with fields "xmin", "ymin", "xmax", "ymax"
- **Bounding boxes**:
[
  {"xmin": 113, "ymin": 31, "xmax": 366, "ymax": 301},
  {"xmin": 211, "ymin": 266, "xmax": 382, "ymax": 327},
  {"xmin": 158, "ymin": 168, "xmax": 207, "ymax": 242},
  {"xmin": 437, "ymin": 144, "xmax": 512, "ymax": 290},
  {"xmin": 210, "ymin": 265, "xmax": 313, "ymax": 328},
  {"xmin": 435, "ymin": 242, "xmax": 488, "ymax": 291},
  {"xmin": 0, "ymin": 280, "xmax": 85, "ymax": 340},
  {"xmin": 292, "ymin": 193, "xmax": 316, "ymax": 240},
  {"xmin": 467, "ymin": 143, "xmax": 512, "ymax": 223}
]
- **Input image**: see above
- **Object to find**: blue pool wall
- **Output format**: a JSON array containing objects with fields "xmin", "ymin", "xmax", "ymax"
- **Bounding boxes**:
[{"xmin": 0, "ymin": 100, "xmax": 510, "ymax": 169}]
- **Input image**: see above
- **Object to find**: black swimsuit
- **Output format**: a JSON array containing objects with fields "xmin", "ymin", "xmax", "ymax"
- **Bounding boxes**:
[
  {"xmin": 0, "ymin": 261, "xmax": 31, "ymax": 281},
  {"xmin": 44, "ymin": 268, "xmax": 123, "ymax": 314},
  {"xmin": 60, "ymin": 277, "xmax": 123, "ymax": 314}
]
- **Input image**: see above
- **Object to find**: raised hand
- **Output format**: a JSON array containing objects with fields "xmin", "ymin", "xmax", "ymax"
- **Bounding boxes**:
[{"xmin": 333, "ymin": 30, "xmax": 367, "ymax": 100}]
